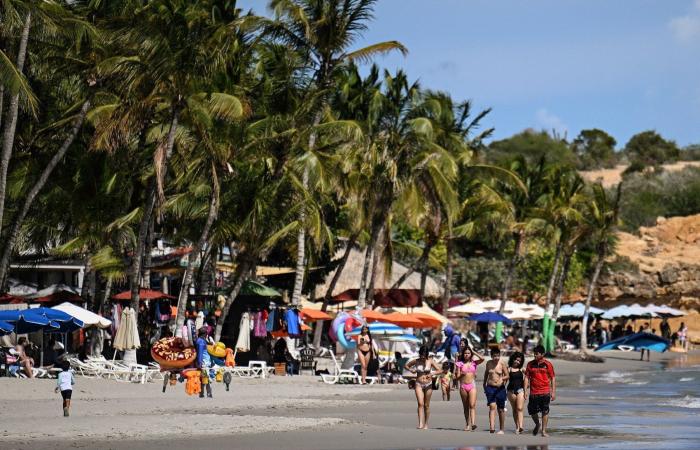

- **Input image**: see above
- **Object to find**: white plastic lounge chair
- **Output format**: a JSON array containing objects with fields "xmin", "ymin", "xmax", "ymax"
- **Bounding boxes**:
[{"xmin": 320, "ymin": 350, "xmax": 360, "ymax": 385}]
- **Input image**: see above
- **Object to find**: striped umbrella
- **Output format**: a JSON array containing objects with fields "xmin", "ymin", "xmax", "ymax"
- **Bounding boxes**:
[{"xmin": 346, "ymin": 322, "xmax": 405, "ymax": 336}]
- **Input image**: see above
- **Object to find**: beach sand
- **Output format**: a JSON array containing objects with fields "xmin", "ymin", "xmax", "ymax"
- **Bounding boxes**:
[{"xmin": 0, "ymin": 350, "xmax": 696, "ymax": 450}]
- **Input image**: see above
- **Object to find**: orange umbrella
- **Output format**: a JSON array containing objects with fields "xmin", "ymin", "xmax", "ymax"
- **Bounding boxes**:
[
  {"xmin": 360, "ymin": 309, "xmax": 388, "ymax": 323},
  {"xmin": 382, "ymin": 312, "xmax": 423, "ymax": 328},
  {"xmin": 299, "ymin": 308, "xmax": 332, "ymax": 322},
  {"xmin": 407, "ymin": 313, "xmax": 443, "ymax": 329}
]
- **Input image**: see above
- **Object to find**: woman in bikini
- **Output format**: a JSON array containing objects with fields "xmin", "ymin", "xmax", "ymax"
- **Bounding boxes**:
[
  {"xmin": 507, "ymin": 351, "xmax": 526, "ymax": 434},
  {"xmin": 455, "ymin": 345, "xmax": 485, "ymax": 431},
  {"xmin": 357, "ymin": 325, "xmax": 374, "ymax": 384},
  {"xmin": 406, "ymin": 345, "xmax": 442, "ymax": 430}
]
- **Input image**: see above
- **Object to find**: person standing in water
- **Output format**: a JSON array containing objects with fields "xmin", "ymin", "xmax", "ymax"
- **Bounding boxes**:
[
  {"xmin": 507, "ymin": 351, "xmax": 526, "ymax": 434},
  {"xmin": 55, "ymin": 361, "xmax": 74, "ymax": 417},
  {"xmin": 406, "ymin": 346, "xmax": 442, "ymax": 430},
  {"xmin": 525, "ymin": 345, "xmax": 556, "ymax": 437},
  {"xmin": 357, "ymin": 325, "xmax": 374, "ymax": 385},
  {"xmin": 483, "ymin": 347, "xmax": 509, "ymax": 434},
  {"xmin": 455, "ymin": 345, "xmax": 485, "ymax": 431}
]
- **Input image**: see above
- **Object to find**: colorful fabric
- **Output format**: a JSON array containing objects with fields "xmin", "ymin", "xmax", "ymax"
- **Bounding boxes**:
[{"xmin": 285, "ymin": 309, "xmax": 300, "ymax": 337}]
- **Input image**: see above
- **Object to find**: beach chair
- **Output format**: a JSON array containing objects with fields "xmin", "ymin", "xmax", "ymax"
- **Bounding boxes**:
[
  {"xmin": 299, "ymin": 347, "xmax": 317, "ymax": 375},
  {"xmin": 69, "ymin": 358, "xmax": 106, "ymax": 378},
  {"xmin": 320, "ymin": 350, "xmax": 360, "ymax": 385}
]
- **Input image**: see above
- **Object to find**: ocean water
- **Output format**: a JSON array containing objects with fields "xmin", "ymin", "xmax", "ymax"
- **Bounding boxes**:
[{"xmin": 555, "ymin": 353, "xmax": 700, "ymax": 450}]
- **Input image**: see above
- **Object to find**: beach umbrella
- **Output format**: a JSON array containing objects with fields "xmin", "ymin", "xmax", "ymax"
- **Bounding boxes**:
[
  {"xmin": 382, "ymin": 334, "xmax": 422, "ymax": 343},
  {"xmin": 405, "ymin": 312, "xmax": 443, "ymax": 329},
  {"xmin": 467, "ymin": 312, "xmax": 513, "ymax": 325},
  {"xmin": 0, "ymin": 309, "xmax": 59, "ymax": 333},
  {"xmin": 113, "ymin": 307, "xmax": 140, "ymax": 350},
  {"xmin": 112, "ymin": 289, "xmax": 175, "ymax": 301},
  {"xmin": 52, "ymin": 302, "xmax": 112, "ymax": 329},
  {"xmin": 381, "ymin": 312, "xmax": 424, "ymax": 328},
  {"xmin": 31, "ymin": 307, "xmax": 84, "ymax": 333},
  {"xmin": 595, "ymin": 332, "xmax": 670, "ymax": 353},
  {"xmin": 447, "ymin": 300, "xmax": 485, "ymax": 315},
  {"xmin": 601, "ymin": 305, "xmax": 632, "ymax": 320},
  {"xmin": 299, "ymin": 308, "xmax": 332, "ymax": 322},
  {"xmin": 626, "ymin": 303, "xmax": 658, "ymax": 319},
  {"xmin": 359, "ymin": 309, "xmax": 389, "ymax": 322},
  {"xmin": 505, "ymin": 309, "xmax": 535, "ymax": 321},
  {"xmin": 0, "ymin": 319, "xmax": 14, "ymax": 335},
  {"xmin": 558, "ymin": 302, "xmax": 605, "ymax": 318},
  {"xmin": 645, "ymin": 304, "xmax": 685, "ymax": 317},
  {"xmin": 346, "ymin": 322, "xmax": 405, "ymax": 337}
]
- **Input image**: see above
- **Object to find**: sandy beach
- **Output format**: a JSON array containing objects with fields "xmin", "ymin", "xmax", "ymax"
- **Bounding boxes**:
[{"xmin": 1, "ymin": 350, "xmax": 698, "ymax": 450}]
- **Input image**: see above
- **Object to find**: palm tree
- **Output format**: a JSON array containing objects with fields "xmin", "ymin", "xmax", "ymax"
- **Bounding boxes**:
[
  {"xmin": 267, "ymin": 0, "xmax": 407, "ymax": 306},
  {"xmin": 580, "ymin": 182, "xmax": 622, "ymax": 352}
]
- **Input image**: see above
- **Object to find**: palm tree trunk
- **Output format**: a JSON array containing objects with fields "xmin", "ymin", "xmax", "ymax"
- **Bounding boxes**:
[
  {"xmin": 99, "ymin": 277, "xmax": 113, "ymax": 314},
  {"xmin": 0, "ymin": 85, "xmax": 4, "ymax": 131},
  {"xmin": 367, "ymin": 223, "xmax": 385, "ymax": 304},
  {"xmin": 312, "ymin": 233, "xmax": 357, "ymax": 351},
  {"xmin": 440, "ymin": 236, "xmax": 453, "ymax": 315},
  {"xmin": 0, "ymin": 99, "xmax": 90, "ymax": 289},
  {"xmin": 0, "ymin": 12, "xmax": 31, "ymax": 239},
  {"xmin": 214, "ymin": 257, "xmax": 253, "ymax": 342},
  {"xmin": 581, "ymin": 249, "xmax": 605, "ymax": 353},
  {"xmin": 290, "ymin": 111, "xmax": 324, "ymax": 306},
  {"xmin": 499, "ymin": 232, "xmax": 524, "ymax": 314},
  {"xmin": 552, "ymin": 250, "xmax": 573, "ymax": 319},
  {"xmin": 198, "ymin": 246, "xmax": 216, "ymax": 295},
  {"xmin": 130, "ymin": 110, "xmax": 179, "ymax": 311},
  {"xmin": 358, "ymin": 221, "xmax": 382, "ymax": 309},
  {"xmin": 390, "ymin": 243, "xmax": 431, "ymax": 290},
  {"xmin": 141, "ymin": 219, "xmax": 154, "ymax": 289},
  {"xmin": 544, "ymin": 241, "xmax": 563, "ymax": 309},
  {"xmin": 175, "ymin": 176, "xmax": 219, "ymax": 331}
]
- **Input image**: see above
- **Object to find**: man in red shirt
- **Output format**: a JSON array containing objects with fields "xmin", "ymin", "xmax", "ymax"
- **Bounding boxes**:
[{"xmin": 524, "ymin": 345, "xmax": 556, "ymax": 437}]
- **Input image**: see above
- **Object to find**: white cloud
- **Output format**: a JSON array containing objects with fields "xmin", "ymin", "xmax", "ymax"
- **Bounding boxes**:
[
  {"xmin": 669, "ymin": 16, "xmax": 700, "ymax": 42},
  {"xmin": 669, "ymin": 1, "xmax": 700, "ymax": 43},
  {"xmin": 535, "ymin": 108, "xmax": 568, "ymax": 135}
]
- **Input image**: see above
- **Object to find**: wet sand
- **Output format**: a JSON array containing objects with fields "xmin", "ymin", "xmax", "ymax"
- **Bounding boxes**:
[{"xmin": 0, "ymin": 350, "xmax": 694, "ymax": 450}]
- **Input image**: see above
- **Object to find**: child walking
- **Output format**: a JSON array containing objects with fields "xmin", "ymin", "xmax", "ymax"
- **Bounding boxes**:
[
  {"xmin": 439, "ymin": 361, "xmax": 452, "ymax": 401},
  {"xmin": 55, "ymin": 361, "xmax": 75, "ymax": 417}
]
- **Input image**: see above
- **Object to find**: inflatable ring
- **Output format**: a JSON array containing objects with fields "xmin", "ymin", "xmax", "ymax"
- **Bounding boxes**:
[
  {"xmin": 331, "ymin": 312, "xmax": 363, "ymax": 349},
  {"xmin": 151, "ymin": 337, "xmax": 197, "ymax": 369},
  {"xmin": 330, "ymin": 312, "xmax": 348, "ymax": 343},
  {"xmin": 207, "ymin": 342, "xmax": 226, "ymax": 358}
]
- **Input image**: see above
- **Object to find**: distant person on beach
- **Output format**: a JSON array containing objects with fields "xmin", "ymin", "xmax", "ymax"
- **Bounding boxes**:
[
  {"xmin": 525, "ymin": 345, "xmax": 556, "ymax": 437},
  {"xmin": 660, "ymin": 319, "xmax": 671, "ymax": 340},
  {"xmin": 438, "ymin": 361, "xmax": 452, "ymax": 401},
  {"xmin": 55, "ymin": 361, "xmax": 74, "ymax": 417},
  {"xmin": 678, "ymin": 323, "xmax": 688, "ymax": 350},
  {"xmin": 357, "ymin": 325, "xmax": 374, "ymax": 385},
  {"xmin": 15, "ymin": 337, "xmax": 35, "ymax": 378},
  {"xmin": 455, "ymin": 345, "xmax": 484, "ymax": 431},
  {"xmin": 507, "ymin": 351, "xmax": 526, "ymax": 434},
  {"xmin": 483, "ymin": 347, "xmax": 509, "ymax": 434},
  {"xmin": 406, "ymin": 346, "xmax": 441, "ymax": 430},
  {"xmin": 640, "ymin": 323, "xmax": 651, "ymax": 361}
]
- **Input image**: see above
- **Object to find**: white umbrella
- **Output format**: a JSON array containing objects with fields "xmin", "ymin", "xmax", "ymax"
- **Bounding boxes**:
[
  {"xmin": 52, "ymin": 302, "xmax": 112, "ymax": 329},
  {"xmin": 447, "ymin": 300, "xmax": 485, "ymax": 315},
  {"xmin": 627, "ymin": 303, "xmax": 658, "ymax": 318},
  {"xmin": 505, "ymin": 310, "xmax": 536, "ymax": 321},
  {"xmin": 558, "ymin": 302, "xmax": 605, "ymax": 318},
  {"xmin": 602, "ymin": 305, "xmax": 631, "ymax": 320},
  {"xmin": 646, "ymin": 304, "xmax": 685, "ymax": 317},
  {"xmin": 113, "ymin": 307, "xmax": 140, "ymax": 350}
]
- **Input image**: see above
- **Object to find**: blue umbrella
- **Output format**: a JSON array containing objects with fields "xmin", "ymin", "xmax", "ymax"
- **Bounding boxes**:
[
  {"xmin": 0, "ymin": 309, "xmax": 59, "ymax": 333},
  {"xmin": 0, "ymin": 319, "xmax": 14, "ymax": 335},
  {"xmin": 32, "ymin": 307, "xmax": 84, "ymax": 332},
  {"xmin": 595, "ymin": 332, "xmax": 670, "ymax": 353},
  {"xmin": 468, "ymin": 312, "xmax": 513, "ymax": 325}
]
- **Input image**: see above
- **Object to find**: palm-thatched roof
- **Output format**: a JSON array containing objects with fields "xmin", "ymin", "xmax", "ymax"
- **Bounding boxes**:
[{"xmin": 313, "ymin": 246, "xmax": 442, "ymax": 299}]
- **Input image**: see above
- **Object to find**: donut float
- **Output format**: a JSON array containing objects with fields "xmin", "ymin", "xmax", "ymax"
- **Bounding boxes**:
[
  {"xmin": 207, "ymin": 342, "xmax": 227, "ymax": 358},
  {"xmin": 151, "ymin": 337, "xmax": 197, "ymax": 369}
]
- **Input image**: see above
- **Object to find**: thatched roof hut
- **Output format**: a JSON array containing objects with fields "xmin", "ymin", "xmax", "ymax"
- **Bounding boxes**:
[{"xmin": 313, "ymin": 246, "xmax": 442, "ymax": 300}]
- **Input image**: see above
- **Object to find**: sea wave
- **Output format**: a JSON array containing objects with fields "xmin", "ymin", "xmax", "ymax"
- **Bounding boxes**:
[
  {"xmin": 679, "ymin": 377, "xmax": 694, "ymax": 382},
  {"xmin": 592, "ymin": 370, "xmax": 635, "ymax": 384},
  {"xmin": 662, "ymin": 395, "xmax": 700, "ymax": 409}
]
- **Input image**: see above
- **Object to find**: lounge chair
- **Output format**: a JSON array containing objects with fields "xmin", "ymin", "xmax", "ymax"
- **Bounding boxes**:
[{"xmin": 320, "ymin": 350, "xmax": 360, "ymax": 385}]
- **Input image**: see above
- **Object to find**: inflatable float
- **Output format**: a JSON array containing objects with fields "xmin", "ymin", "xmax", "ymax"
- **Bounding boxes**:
[
  {"xmin": 151, "ymin": 337, "xmax": 197, "ymax": 369},
  {"xmin": 207, "ymin": 342, "xmax": 227, "ymax": 358},
  {"xmin": 329, "ymin": 312, "xmax": 363, "ymax": 349}
]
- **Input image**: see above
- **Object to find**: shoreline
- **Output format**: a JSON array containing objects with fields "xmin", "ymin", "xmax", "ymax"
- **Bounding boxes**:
[{"xmin": 0, "ymin": 350, "xmax": 696, "ymax": 450}]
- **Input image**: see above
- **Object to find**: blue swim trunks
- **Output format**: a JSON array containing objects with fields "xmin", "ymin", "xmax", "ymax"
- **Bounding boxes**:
[{"xmin": 485, "ymin": 384, "xmax": 507, "ymax": 410}]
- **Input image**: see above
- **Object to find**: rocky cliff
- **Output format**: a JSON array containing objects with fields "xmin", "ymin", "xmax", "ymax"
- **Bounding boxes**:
[{"xmin": 596, "ymin": 215, "xmax": 700, "ymax": 309}]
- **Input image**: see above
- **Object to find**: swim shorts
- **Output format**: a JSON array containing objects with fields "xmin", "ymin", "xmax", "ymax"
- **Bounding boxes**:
[
  {"xmin": 61, "ymin": 389, "xmax": 72, "ymax": 400},
  {"xmin": 528, "ymin": 393, "xmax": 551, "ymax": 415},
  {"xmin": 485, "ymin": 385, "xmax": 507, "ymax": 409}
]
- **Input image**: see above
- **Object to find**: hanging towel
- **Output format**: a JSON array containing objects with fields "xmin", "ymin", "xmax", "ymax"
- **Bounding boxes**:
[
  {"xmin": 285, "ymin": 309, "xmax": 301, "ymax": 337},
  {"xmin": 236, "ymin": 312, "xmax": 251, "ymax": 352},
  {"xmin": 266, "ymin": 309, "xmax": 276, "ymax": 333},
  {"xmin": 253, "ymin": 312, "xmax": 267, "ymax": 337}
]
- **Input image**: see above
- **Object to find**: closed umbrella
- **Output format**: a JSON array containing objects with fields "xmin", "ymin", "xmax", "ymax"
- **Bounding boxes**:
[{"xmin": 113, "ymin": 307, "xmax": 140, "ymax": 351}]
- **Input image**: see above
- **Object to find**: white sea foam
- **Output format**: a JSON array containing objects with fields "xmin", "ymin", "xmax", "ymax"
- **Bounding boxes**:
[
  {"xmin": 662, "ymin": 395, "xmax": 700, "ymax": 409},
  {"xmin": 679, "ymin": 377, "xmax": 694, "ymax": 382},
  {"xmin": 593, "ymin": 370, "xmax": 635, "ymax": 384},
  {"xmin": 628, "ymin": 381, "xmax": 649, "ymax": 385}
]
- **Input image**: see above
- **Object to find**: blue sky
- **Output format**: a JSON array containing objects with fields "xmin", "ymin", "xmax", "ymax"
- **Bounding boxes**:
[{"xmin": 355, "ymin": 0, "xmax": 700, "ymax": 148}]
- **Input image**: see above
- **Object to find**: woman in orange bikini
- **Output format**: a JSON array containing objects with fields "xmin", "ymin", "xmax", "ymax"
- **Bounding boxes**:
[
  {"xmin": 455, "ymin": 345, "xmax": 485, "ymax": 431},
  {"xmin": 357, "ymin": 325, "xmax": 374, "ymax": 384}
]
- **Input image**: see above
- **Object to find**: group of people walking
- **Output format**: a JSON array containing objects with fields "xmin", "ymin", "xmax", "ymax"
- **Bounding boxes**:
[{"xmin": 407, "ymin": 343, "xmax": 555, "ymax": 437}]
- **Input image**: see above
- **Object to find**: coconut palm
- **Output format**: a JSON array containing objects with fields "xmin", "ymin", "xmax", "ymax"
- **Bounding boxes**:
[
  {"xmin": 267, "ymin": 0, "xmax": 407, "ymax": 306},
  {"xmin": 580, "ymin": 182, "xmax": 622, "ymax": 352}
]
